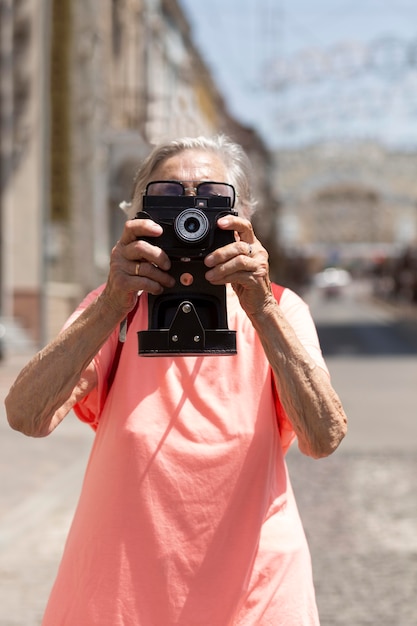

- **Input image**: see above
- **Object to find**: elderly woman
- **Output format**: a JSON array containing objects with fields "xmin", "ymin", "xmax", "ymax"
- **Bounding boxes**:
[{"xmin": 6, "ymin": 135, "xmax": 347, "ymax": 625}]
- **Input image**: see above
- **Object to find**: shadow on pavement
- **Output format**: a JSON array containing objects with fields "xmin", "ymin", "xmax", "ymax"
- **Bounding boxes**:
[{"xmin": 316, "ymin": 320, "xmax": 417, "ymax": 356}]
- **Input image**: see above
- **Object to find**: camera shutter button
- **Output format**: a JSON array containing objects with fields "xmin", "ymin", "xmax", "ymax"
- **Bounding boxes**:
[{"xmin": 180, "ymin": 273, "xmax": 194, "ymax": 286}]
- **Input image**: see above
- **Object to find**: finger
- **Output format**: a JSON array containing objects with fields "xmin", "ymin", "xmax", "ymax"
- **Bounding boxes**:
[
  {"xmin": 207, "ymin": 266, "xmax": 267, "ymax": 287},
  {"xmin": 205, "ymin": 256, "xmax": 261, "ymax": 284},
  {"xmin": 121, "ymin": 239, "xmax": 171, "ymax": 272},
  {"xmin": 120, "ymin": 218, "xmax": 163, "ymax": 245},
  {"xmin": 109, "ymin": 247, "xmax": 175, "ymax": 295},
  {"xmin": 204, "ymin": 240, "xmax": 255, "ymax": 268},
  {"xmin": 135, "ymin": 275, "xmax": 174, "ymax": 295},
  {"xmin": 130, "ymin": 259, "xmax": 175, "ymax": 288},
  {"xmin": 205, "ymin": 243, "xmax": 269, "ymax": 284},
  {"xmin": 217, "ymin": 215, "xmax": 255, "ymax": 243}
]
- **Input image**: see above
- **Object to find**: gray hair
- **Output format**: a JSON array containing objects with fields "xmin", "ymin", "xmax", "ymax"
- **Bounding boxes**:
[{"xmin": 124, "ymin": 134, "xmax": 256, "ymax": 220}]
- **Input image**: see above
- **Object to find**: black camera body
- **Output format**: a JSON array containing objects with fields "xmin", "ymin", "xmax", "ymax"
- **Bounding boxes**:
[
  {"xmin": 135, "ymin": 195, "xmax": 238, "ymax": 356},
  {"xmin": 138, "ymin": 195, "xmax": 236, "ymax": 258}
]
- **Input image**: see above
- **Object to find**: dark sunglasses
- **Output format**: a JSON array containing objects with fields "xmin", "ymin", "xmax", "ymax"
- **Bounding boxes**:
[{"xmin": 144, "ymin": 180, "xmax": 236, "ymax": 207}]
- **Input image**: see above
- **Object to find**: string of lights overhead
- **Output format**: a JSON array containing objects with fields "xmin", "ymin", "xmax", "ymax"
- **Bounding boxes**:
[{"xmin": 179, "ymin": 0, "xmax": 417, "ymax": 148}]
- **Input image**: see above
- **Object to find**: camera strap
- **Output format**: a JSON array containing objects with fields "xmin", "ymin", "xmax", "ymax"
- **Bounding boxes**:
[{"xmin": 107, "ymin": 297, "xmax": 140, "ymax": 392}]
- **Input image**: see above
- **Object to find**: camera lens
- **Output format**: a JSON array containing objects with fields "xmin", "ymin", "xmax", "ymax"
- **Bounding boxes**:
[
  {"xmin": 174, "ymin": 209, "xmax": 210, "ymax": 244},
  {"xmin": 184, "ymin": 217, "xmax": 200, "ymax": 233}
]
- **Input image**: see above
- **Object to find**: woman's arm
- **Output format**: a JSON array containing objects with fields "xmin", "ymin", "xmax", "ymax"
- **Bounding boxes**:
[
  {"xmin": 5, "ymin": 217, "xmax": 174, "ymax": 437},
  {"xmin": 5, "ymin": 294, "xmax": 123, "ymax": 437},
  {"xmin": 249, "ymin": 293, "xmax": 347, "ymax": 458},
  {"xmin": 205, "ymin": 215, "xmax": 347, "ymax": 459}
]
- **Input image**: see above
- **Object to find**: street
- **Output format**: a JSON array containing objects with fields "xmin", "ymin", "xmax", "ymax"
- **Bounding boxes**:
[
  {"xmin": 0, "ymin": 280, "xmax": 416, "ymax": 625},
  {"xmin": 288, "ymin": 281, "xmax": 417, "ymax": 626}
]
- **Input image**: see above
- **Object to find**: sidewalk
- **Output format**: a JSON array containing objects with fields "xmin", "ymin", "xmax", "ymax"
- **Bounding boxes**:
[
  {"xmin": 0, "ymin": 351, "xmax": 94, "ymax": 626},
  {"xmin": 372, "ymin": 293, "xmax": 417, "ymax": 324}
]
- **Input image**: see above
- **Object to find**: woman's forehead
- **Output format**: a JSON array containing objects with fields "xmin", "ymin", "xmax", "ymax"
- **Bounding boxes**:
[{"xmin": 151, "ymin": 150, "xmax": 228, "ymax": 181}]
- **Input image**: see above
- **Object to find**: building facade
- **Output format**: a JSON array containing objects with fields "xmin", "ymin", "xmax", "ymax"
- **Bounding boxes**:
[
  {"xmin": 0, "ymin": 0, "xmax": 278, "ymax": 349},
  {"xmin": 275, "ymin": 141, "xmax": 417, "ymax": 268}
]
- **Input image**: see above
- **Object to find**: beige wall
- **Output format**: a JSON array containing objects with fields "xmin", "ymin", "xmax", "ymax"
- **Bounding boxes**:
[
  {"xmin": 13, "ymin": 4, "xmax": 45, "ymax": 289},
  {"xmin": 2, "ymin": 0, "xmax": 50, "ymax": 343},
  {"xmin": 2, "ymin": 0, "xmax": 277, "ymax": 348}
]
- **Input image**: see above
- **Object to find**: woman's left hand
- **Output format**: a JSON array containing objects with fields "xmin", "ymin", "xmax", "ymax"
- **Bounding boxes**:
[
  {"xmin": 205, "ymin": 215, "xmax": 348, "ymax": 459},
  {"xmin": 204, "ymin": 215, "xmax": 273, "ymax": 316}
]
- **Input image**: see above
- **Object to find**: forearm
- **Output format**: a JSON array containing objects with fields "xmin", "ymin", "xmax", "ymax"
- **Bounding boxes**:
[
  {"xmin": 5, "ymin": 212, "xmax": 178, "ymax": 437},
  {"xmin": 250, "ymin": 295, "xmax": 347, "ymax": 458},
  {"xmin": 5, "ymin": 293, "xmax": 124, "ymax": 437}
]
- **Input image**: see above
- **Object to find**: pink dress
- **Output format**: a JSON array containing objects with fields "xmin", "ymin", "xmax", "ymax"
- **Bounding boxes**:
[{"xmin": 42, "ymin": 285, "xmax": 327, "ymax": 626}]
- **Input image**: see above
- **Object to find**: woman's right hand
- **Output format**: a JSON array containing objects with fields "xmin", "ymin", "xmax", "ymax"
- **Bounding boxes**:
[
  {"xmin": 102, "ymin": 217, "xmax": 176, "ymax": 316},
  {"xmin": 5, "ymin": 217, "xmax": 175, "ymax": 437}
]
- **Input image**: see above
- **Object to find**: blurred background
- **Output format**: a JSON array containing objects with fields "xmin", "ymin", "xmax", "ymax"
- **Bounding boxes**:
[
  {"xmin": 0, "ymin": 2, "xmax": 417, "ymax": 625},
  {"xmin": 1, "ymin": 0, "xmax": 417, "ymax": 351}
]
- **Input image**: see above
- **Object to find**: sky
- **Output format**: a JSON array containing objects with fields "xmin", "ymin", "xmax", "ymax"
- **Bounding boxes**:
[{"xmin": 178, "ymin": 0, "xmax": 417, "ymax": 149}]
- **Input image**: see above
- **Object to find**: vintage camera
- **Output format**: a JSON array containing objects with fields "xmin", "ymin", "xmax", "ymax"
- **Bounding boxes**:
[{"xmin": 135, "ymin": 195, "xmax": 238, "ymax": 356}]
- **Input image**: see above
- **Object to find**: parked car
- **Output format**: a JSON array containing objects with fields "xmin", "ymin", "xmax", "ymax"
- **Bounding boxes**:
[{"xmin": 313, "ymin": 267, "xmax": 352, "ymax": 298}]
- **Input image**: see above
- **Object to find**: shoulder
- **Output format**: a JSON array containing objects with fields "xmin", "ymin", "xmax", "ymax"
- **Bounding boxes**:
[
  {"xmin": 274, "ymin": 284, "xmax": 310, "ymax": 316},
  {"xmin": 275, "ymin": 285, "xmax": 329, "ymax": 373},
  {"xmin": 270, "ymin": 282, "xmax": 285, "ymax": 303}
]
